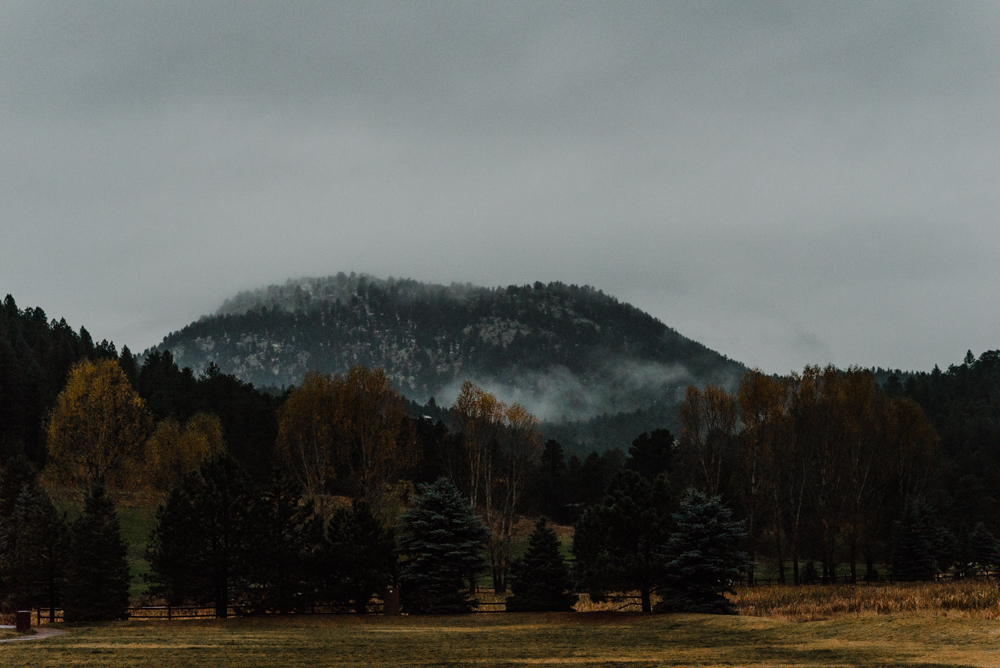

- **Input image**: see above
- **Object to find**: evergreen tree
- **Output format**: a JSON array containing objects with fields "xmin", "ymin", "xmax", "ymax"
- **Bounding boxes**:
[
  {"xmin": 890, "ymin": 500, "xmax": 938, "ymax": 581},
  {"xmin": 119, "ymin": 345, "xmax": 139, "ymax": 387},
  {"xmin": 0, "ymin": 480, "xmax": 69, "ymax": 617},
  {"xmin": 0, "ymin": 455, "xmax": 38, "ymax": 517},
  {"xmin": 537, "ymin": 440, "xmax": 568, "ymax": 523},
  {"xmin": 572, "ymin": 469, "xmax": 671, "ymax": 612},
  {"xmin": 626, "ymin": 429, "xmax": 675, "ymax": 482},
  {"xmin": 968, "ymin": 522, "xmax": 1000, "ymax": 573},
  {"xmin": 928, "ymin": 519, "xmax": 958, "ymax": 575},
  {"xmin": 64, "ymin": 485, "xmax": 130, "ymax": 621},
  {"xmin": 327, "ymin": 498, "xmax": 397, "ymax": 613},
  {"xmin": 506, "ymin": 519, "xmax": 577, "ymax": 612},
  {"xmin": 572, "ymin": 450, "xmax": 625, "ymax": 508},
  {"xmin": 147, "ymin": 454, "xmax": 255, "ymax": 617},
  {"xmin": 247, "ymin": 473, "xmax": 324, "ymax": 614},
  {"xmin": 396, "ymin": 478, "xmax": 488, "ymax": 614},
  {"xmin": 657, "ymin": 488, "xmax": 749, "ymax": 614}
]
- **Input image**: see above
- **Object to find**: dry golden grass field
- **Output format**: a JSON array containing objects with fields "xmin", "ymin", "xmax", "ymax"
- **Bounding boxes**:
[
  {"xmin": 732, "ymin": 580, "xmax": 1000, "ymax": 621},
  {"xmin": 5, "ymin": 608, "xmax": 1000, "ymax": 667},
  {"xmin": 10, "ymin": 582, "xmax": 1000, "ymax": 666}
]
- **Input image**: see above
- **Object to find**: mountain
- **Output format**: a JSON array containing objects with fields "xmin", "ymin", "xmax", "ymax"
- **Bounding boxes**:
[{"xmin": 153, "ymin": 273, "xmax": 744, "ymax": 423}]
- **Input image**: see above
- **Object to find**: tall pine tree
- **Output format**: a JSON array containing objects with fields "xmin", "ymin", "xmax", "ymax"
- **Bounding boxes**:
[
  {"xmin": 327, "ymin": 498, "xmax": 397, "ymax": 613},
  {"xmin": 506, "ymin": 519, "xmax": 577, "ymax": 612},
  {"xmin": 147, "ymin": 454, "xmax": 255, "ymax": 617},
  {"xmin": 0, "ymin": 475, "xmax": 69, "ymax": 618},
  {"xmin": 247, "ymin": 473, "xmax": 324, "ymax": 614},
  {"xmin": 890, "ymin": 500, "xmax": 938, "ymax": 581},
  {"xmin": 64, "ymin": 485, "xmax": 130, "ymax": 621},
  {"xmin": 572, "ymin": 469, "xmax": 671, "ymax": 612}
]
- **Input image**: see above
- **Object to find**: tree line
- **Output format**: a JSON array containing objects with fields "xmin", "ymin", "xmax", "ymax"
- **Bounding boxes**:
[{"xmin": 4, "ymin": 294, "xmax": 1000, "ymax": 618}]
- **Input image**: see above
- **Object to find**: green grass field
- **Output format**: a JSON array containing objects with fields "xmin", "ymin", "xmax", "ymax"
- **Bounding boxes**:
[
  {"xmin": 7, "ymin": 612, "xmax": 1000, "ymax": 667},
  {"xmin": 117, "ymin": 505, "xmax": 157, "ymax": 600}
]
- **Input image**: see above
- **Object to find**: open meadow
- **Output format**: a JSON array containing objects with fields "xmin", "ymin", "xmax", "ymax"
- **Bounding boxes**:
[{"xmin": 7, "ymin": 607, "xmax": 1000, "ymax": 667}]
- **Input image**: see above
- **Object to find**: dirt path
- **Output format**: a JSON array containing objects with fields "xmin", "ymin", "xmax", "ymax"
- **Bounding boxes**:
[{"xmin": 0, "ymin": 627, "xmax": 68, "ymax": 643}]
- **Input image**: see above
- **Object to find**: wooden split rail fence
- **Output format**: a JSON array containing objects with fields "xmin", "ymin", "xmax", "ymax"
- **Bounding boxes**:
[{"xmin": 29, "ymin": 592, "xmax": 517, "ymax": 624}]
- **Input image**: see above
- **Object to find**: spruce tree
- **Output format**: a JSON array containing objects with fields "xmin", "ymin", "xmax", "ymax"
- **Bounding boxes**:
[
  {"xmin": 890, "ymin": 500, "xmax": 938, "ymax": 581},
  {"xmin": 657, "ymin": 488, "xmax": 749, "ymax": 614},
  {"xmin": 506, "ymin": 519, "xmax": 577, "ymax": 612},
  {"xmin": 64, "ymin": 485, "xmax": 130, "ymax": 621},
  {"xmin": 968, "ymin": 522, "xmax": 1000, "ymax": 573},
  {"xmin": 327, "ymin": 498, "xmax": 396, "ymax": 613},
  {"xmin": 396, "ymin": 478, "xmax": 488, "ymax": 614}
]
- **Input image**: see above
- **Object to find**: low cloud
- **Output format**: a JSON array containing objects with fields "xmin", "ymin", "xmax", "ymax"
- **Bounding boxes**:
[{"xmin": 433, "ymin": 359, "xmax": 696, "ymax": 423}]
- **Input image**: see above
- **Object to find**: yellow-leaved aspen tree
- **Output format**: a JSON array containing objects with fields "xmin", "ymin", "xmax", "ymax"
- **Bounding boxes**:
[
  {"xmin": 678, "ymin": 384, "xmax": 737, "ymax": 498},
  {"xmin": 737, "ymin": 369, "xmax": 786, "ymax": 583},
  {"xmin": 451, "ymin": 382, "xmax": 541, "ymax": 592},
  {"xmin": 491, "ymin": 402, "xmax": 541, "ymax": 592},
  {"xmin": 276, "ymin": 371, "xmax": 341, "ymax": 515},
  {"xmin": 807, "ymin": 365, "xmax": 846, "ymax": 581},
  {"xmin": 145, "ymin": 412, "xmax": 225, "ymax": 493},
  {"xmin": 335, "ymin": 365, "xmax": 419, "ymax": 522},
  {"xmin": 44, "ymin": 358, "xmax": 152, "ymax": 493},
  {"xmin": 832, "ymin": 369, "xmax": 884, "ymax": 583}
]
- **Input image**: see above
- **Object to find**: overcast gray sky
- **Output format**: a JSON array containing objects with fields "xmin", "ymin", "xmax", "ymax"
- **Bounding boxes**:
[{"xmin": 2, "ymin": 1, "xmax": 999, "ymax": 374}]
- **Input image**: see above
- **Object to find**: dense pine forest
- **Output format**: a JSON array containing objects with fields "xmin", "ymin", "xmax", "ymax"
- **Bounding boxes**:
[{"xmin": 4, "ymin": 291, "xmax": 1000, "ymax": 618}]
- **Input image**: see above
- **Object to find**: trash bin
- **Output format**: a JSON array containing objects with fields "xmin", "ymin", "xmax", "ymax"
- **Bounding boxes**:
[
  {"xmin": 383, "ymin": 586, "xmax": 400, "ymax": 615},
  {"xmin": 15, "ymin": 610, "xmax": 31, "ymax": 632}
]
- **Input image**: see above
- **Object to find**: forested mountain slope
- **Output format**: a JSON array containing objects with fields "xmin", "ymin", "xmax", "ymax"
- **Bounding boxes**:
[{"xmin": 154, "ymin": 274, "xmax": 744, "ymax": 421}]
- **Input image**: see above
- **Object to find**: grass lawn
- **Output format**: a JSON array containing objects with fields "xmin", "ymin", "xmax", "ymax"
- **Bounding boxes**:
[
  {"xmin": 7, "ymin": 611, "xmax": 1000, "ymax": 667},
  {"xmin": 117, "ymin": 505, "xmax": 157, "ymax": 600}
]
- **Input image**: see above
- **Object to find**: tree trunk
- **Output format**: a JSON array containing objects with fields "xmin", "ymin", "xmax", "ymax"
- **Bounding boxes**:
[
  {"xmin": 640, "ymin": 585, "xmax": 651, "ymax": 613},
  {"xmin": 49, "ymin": 569, "xmax": 56, "ymax": 623},
  {"xmin": 849, "ymin": 528, "xmax": 858, "ymax": 583},
  {"xmin": 217, "ymin": 582, "xmax": 228, "ymax": 618},
  {"xmin": 774, "ymin": 507, "xmax": 786, "ymax": 584}
]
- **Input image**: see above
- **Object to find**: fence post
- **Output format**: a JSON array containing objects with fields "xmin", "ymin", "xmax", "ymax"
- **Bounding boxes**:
[{"xmin": 167, "ymin": 605, "xmax": 172, "ymax": 621}]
